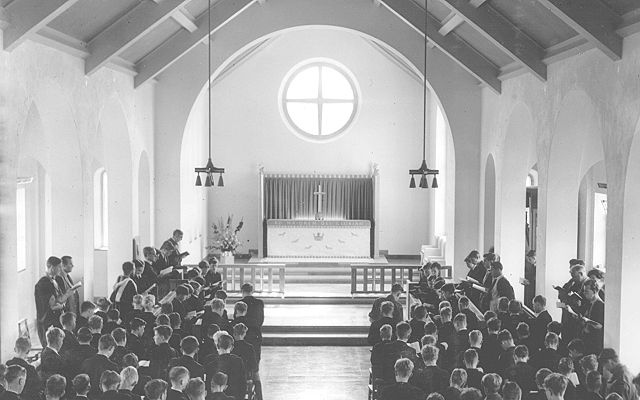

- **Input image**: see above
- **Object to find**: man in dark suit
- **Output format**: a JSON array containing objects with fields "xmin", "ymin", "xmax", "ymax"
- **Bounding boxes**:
[
  {"xmin": 368, "ymin": 301, "xmax": 397, "ymax": 346},
  {"xmin": 408, "ymin": 305, "xmax": 429, "ymax": 344},
  {"xmin": 35, "ymin": 256, "xmax": 78, "ymax": 348},
  {"xmin": 168, "ymin": 336, "xmax": 204, "ymax": 379},
  {"xmin": 143, "ymin": 380, "xmax": 168, "ymax": 400},
  {"xmin": 481, "ymin": 317, "xmax": 503, "ymax": 374},
  {"xmin": 99, "ymin": 371, "xmax": 129, "ymax": 400},
  {"xmin": 0, "ymin": 365, "xmax": 27, "ymax": 400},
  {"xmin": 118, "ymin": 367, "xmax": 141, "ymax": 400},
  {"xmin": 87, "ymin": 316, "xmax": 104, "ymax": 351},
  {"xmin": 71, "ymin": 374, "xmax": 91, "ymax": 400},
  {"xmin": 231, "ymin": 302, "xmax": 261, "ymax": 366},
  {"xmin": 380, "ymin": 358, "xmax": 426, "ymax": 400},
  {"xmin": 44, "ymin": 375, "xmax": 67, "ymax": 400},
  {"xmin": 65, "ymin": 328, "xmax": 97, "ymax": 379},
  {"xmin": 161, "ymin": 230, "xmax": 185, "ymax": 267},
  {"xmin": 559, "ymin": 262, "xmax": 588, "ymax": 343},
  {"xmin": 6, "ymin": 337, "xmax": 41, "ymax": 400},
  {"xmin": 80, "ymin": 334, "xmax": 119, "ymax": 400},
  {"xmin": 230, "ymin": 323, "xmax": 258, "ymax": 382},
  {"xmin": 368, "ymin": 283, "xmax": 404, "ymax": 323},
  {"xmin": 451, "ymin": 314, "xmax": 470, "ymax": 368},
  {"xmin": 110, "ymin": 328, "xmax": 129, "ymax": 369},
  {"xmin": 530, "ymin": 332, "xmax": 562, "ymax": 372},
  {"xmin": 200, "ymin": 300, "xmax": 230, "ymax": 339},
  {"xmin": 198, "ymin": 324, "xmax": 219, "ymax": 365},
  {"xmin": 166, "ymin": 367, "xmax": 189, "ymax": 400},
  {"xmin": 146, "ymin": 326, "xmax": 179, "ymax": 380},
  {"xmin": 76, "ymin": 301, "xmax": 97, "ymax": 332},
  {"xmin": 497, "ymin": 329, "xmax": 517, "ymax": 377},
  {"xmin": 409, "ymin": 345, "xmax": 449, "ymax": 394},
  {"xmin": 208, "ymin": 373, "xmax": 234, "ymax": 400},
  {"xmin": 110, "ymin": 262, "xmax": 138, "ymax": 319},
  {"xmin": 504, "ymin": 345, "xmax": 537, "ymax": 395},
  {"xmin": 40, "ymin": 327, "xmax": 67, "ymax": 383},
  {"xmin": 127, "ymin": 318, "xmax": 147, "ymax": 360},
  {"xmin": 122, "ymin": 354, "xmax": 151, "ymax": 398},
  {"xmin": 237, "ymin": 284, "xmax": 264, "ymax": 361},
  {"xmin": 462, "ymin": 349, "xmax": 484, "ymax": 391},
  {"xmin": 579, "ymin": 279, "xmax": 604, "ymax": 354},
  {"xmin": 530, "ymin": 295, "xmax": 553, "ymax": 354},
  {"xmin": 59, "ymin": 256, "xmax": 81, "ymax": 315},
  {"xmin": 133, "ymin": 259, "xmax": 157, "ymax": 297},
  {"xmin": 206, "ymin": 334, "xmax": 245, "ymax": 400},
  {"xmin": 59, "ymin": 312, "xmax": 79, "ymax": 361}
]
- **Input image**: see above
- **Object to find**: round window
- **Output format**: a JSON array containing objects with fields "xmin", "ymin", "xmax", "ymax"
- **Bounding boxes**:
[{"xmin": 279, "ymin": 59, "xmax": 359, "ymax": 142}]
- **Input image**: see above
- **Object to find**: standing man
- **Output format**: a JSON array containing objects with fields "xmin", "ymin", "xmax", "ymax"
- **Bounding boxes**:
[
  {"xmin": 161, "ymin": 230, "xmax": 185, "ymax": 268},
  {"xmin": 35, "ymin": 256, "xmax": 80, "ymax": 348},
  {"xmin": 558, "ymin": 262, "xmax": 587, "ymax": 343},
  {"xmin": 237, "ymin": 284, "xmax": 264, "ymax": 363},
  {"xmin": 368, "ymin": 284, "xmax": 404, "ymax": 323},
  {"xmin": 58, "ymin": 256, "xmax": 81, "ymax": 315},
  {"xmin": 479, "ymin": 261, "xmax": 515, "ymax": 312},
  {"xmin": 522, "ymin": 250, "xmax": 536, "ymax": 308}
]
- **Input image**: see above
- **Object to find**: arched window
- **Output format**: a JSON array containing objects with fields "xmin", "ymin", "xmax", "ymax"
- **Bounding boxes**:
[
  {"xmin": 279, "ymin": 59, "xmax": 359, "ymax": 142},
  {"xmin": 94, "ymin": 169, "xmax": 108, "ymax": 249}
]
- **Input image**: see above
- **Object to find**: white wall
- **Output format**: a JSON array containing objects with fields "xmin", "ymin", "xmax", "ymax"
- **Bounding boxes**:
[{"xmin": 0, "ymin": 34, "xmax": 155, "ymax": 358}]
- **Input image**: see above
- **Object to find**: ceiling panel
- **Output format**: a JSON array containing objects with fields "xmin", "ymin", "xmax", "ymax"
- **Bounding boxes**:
[
  {"xmin": 488, "ymin": 0, "xmax": 577, "ymax": 48},
  {"xmin": 120, "ymin": 18, "xmax": 184, "ymax": 64},
  {"xmin": 600, "ymin": 0, "xmax": 640, "ymax": 15},
  {"xmin": 48, "ymin": 0, "xmax": 140, "ymax": 43}
]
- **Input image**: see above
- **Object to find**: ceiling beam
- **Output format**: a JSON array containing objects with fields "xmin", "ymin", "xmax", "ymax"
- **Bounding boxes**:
[
  {"xmin": 85, "ymin": 0, "xmax": 191, "ymax": 76},
  {"xmin": 440, "ymin": 0, "xmax": 546, "ymax": 81},
  {"xmin": 469, "ymin": 0, "xmax": 488, "ymax": 7},
  {"xmin": 2, "ymin": 0, "xmax": 80, "ymax": 51},
  {"xmin": 438, "ymin": 12, "xmax": 463, "ymax": 36},
  {"xmin": 536, "ymin": 0, "xmax": 622, "ymax": 60},
  {"xmin": 172, "ymin": 9, "xmax": 198, "ymax": 33},
  {"xmin": 134, "ymin": 0, "xmax": 255, "ymax": 88},
  {"xmin": 381, "ymin": 0, "xmax": 501, "ymax": 94}
]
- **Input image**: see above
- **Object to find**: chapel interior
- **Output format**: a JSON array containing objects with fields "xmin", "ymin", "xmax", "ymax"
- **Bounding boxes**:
[{"xmin": 1, "ymin": 0, "xmax": 640, "ymax": 399}]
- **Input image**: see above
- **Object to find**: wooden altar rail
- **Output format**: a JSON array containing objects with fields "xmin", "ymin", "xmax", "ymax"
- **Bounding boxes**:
[
  {"xmin": 350, "ymin": 264, "xmax": 453, "ymax": 295},
  {"xmin": 220, "ymin": 263, "xmax": 286, "ymax": 295}
]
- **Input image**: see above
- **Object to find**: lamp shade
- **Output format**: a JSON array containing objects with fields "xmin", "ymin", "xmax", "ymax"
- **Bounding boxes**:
[
  {"xmin": 195, "ymin": 174, "xmax": 202, "ymax": 186},
  {"xmin": 409, "ymin": 175, "xmax": 416, "ymax": 188},
  {"xmin": 205, "ymin": 173, "xmax": 214, "ymax": 187},
  {"xmin": 419, "ymin": 174, "xmax": 429, "ymax": 188},
  {"xmin": 431, "ymin": 175, "xmax": 438, "ymax": 188},
  {"xmin": 217, "ymin": 174, "xmax": 224, "ymax": 187}
]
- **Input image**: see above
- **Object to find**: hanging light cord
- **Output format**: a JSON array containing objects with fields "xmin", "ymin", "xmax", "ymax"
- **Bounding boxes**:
[
  {"xmin": 208, "ymin": 0, "xmax": 212, "ymax": 160},
  {"xmin": 422, "ymin": 5, "xmax": 427, "ymax": 162}
]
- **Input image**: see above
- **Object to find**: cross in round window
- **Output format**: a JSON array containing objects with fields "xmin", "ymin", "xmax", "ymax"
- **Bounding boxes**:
[{"xmin": 280, "ymin": 59, "xmax": 359, "ymax": 141}]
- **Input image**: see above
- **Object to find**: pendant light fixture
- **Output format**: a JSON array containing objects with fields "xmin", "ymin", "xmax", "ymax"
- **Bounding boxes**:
[
  {"xmin": 195, "ymin": 0, "xmax": 225, "ymax": 187},
  {"xmin": 409, "ymin": 5, "xmax": 439, "ymax": 189}
]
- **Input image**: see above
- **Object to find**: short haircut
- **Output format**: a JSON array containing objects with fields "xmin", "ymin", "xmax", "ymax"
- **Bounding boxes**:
[
  {"xmin": 544, "ymin": 373, "xmax": 568, "ymax": 396},
  {"xmin": 487, "ymin": 317, "xmax": 501, "ymax": 332},
  {"xmin": 508, "ymin": 300, "xmax": 522, "ymax": 314},
  {"xmin": 173, "ymin": 229, "xmax": 183, "ymax": 237},
  {"xmin": 144, "ymin": 379, "xmax": 168, "ymax": 400},
  {"xmin": 60, "ymin": 312, "xmax": 76, "ymax": 327},
  {"xmin": 100, "ymin": 370, "xmax": 120, "ymax": 390},
  {"xmin": 482, "ymin": 373, "xmax": 502, "ymax": 394},
  {"xmin": 4, "ymin": 365, "xmax": 26, "ymax": 384},
  {"xmin": 422, "ymin": 345, "xmax": 439, "ymax": 363},
  {"xmin": 440, "ymin": 307, "xmax": 452, "ymax": 320},
  {"xmin": 143, "ymin": 295, "xmax": 155, "ymax": 308},
  {"xmin": 130, "ymin": 318, "xmax": 146, "ymax": 331},
  {"xmin": 586, "ymin": 370, "xmax": 603, "ymax": 393},
  {"xmin": 424, "ymin": 322, "xmax": 437, "ymax": 336},
  {"xmin": 169, "ymin": 312, "xmax": 181, "ymax": 328},
  {"xmin": 169, "ymin": 366, "xmax": 190, "ymax": 384},
  {"xmin": 450, "ymin": 368, "xmax": 467, "ymax": 387},
  {"xmin": 422, "ymin": 335, "xmax": 437, "ymax": 347},
  {"xmin": 233, "ymin": 323, "xmax": 248, "ymax": 338},
  {"xmin": 558, "ymin": 357, "xmax": 574, "ymax": 375},
  {"xmin": 587, "ymin": 269, "xmax": 605, "ymax": 280},
  {"xmin": 214, "ymin": 290, "xmax": 227, "ymax": 300},
  {"xmin": 535, "ymin": 368, "xmax": 553, "ymax": 389},
  {"xmin": 567, "ymin": 338, "xmax": 585, "ymax": 354},
  {"xmin": 453, "ymin": 313, "xmax": 467, "ymax": 328},
  {"xmin": 211, "ymin": 372, "xmax": 228, "ymax": 387},
  {"xmin": 439, "ymin": 301, "xmax": 451, "ymax": 310},
  {"xmin": 547, "ymin": 321, "xmax": 562, "ymax": 335},
  {"xmin": 380, "ymin": 301, "xmax": 394, "ymax": 316},
  {"xmin": 107, "ymin": 309, "xmax": 120, "ymax": 321},
  {"xmin": 498, "ymin": 297, "xmax": 509, "ymax": 311},
  {"xmin": 516, "ymin": 322, "xmax": 530, "ymax": 337},
  {"xmin": 72, "ymin": 374, "xmax": 91, "ymax": 395},
  {"xmin": 210, "ymin": 299, "xmax": 225, "ymax": 313},
  {"xmin": 533, "ymin": 295, "xmax": 547, "ymax": 307},
  {"xmin": 463, "ymin": 349, "xmax": 478, "ymax": 367},
  {"xmin": 396, "ymin": 322, "xmax": 411, "ymax": 339},
  {"xmin": 155, "ymin": 314, "xmax": 170, "ymax": 326},
  {"xmin": 545, "ymin": 332, "xmax": 559, "ymax": 347},
  {"xmin": 469, "ymin": 330, "xmax": 482, "ymax": 345},
  {"xmin": 47, "ymin": 256, "xmax": 62, "ymax": 268},
  {"xmin": 77, "ymin": 327, "xmax": 92, "ymax": 343},
  {"xmin": 80, "ymin": 301, "xmax": 96, "ymax": 314},
  {"xmin": 180, "ymin": 336, "xmax": 200, "ymax": 355},
  {"xmin": 497, "ymin": 329, "xmax": 513, "ymax": 343},
  {"xmin": 240, "ymin": 283, "xmax": 253, "ymax": 293},
  {"xmin": 143, "ymin": 247, "xmax": 155, "ymax": 258},
  {"xmin": 413, "ymin": 305, "xmax": 428, "ymax": 319},
  {"xmin": 514, "ymin": 345, "xmax": 529, "ymax": 359},
  {"xmin": 122, "ymin": 262, "xmax": 134, "ymax": 275},
  {"xmin": 583, "ymin": 278, "xmax": 600, "ymax": 293},
  {"xmin": 207, "ymin": 324, "xmax": 220, "ymax": 338},
  {"xmin": 503, "ymin": 381, "xmax": 522, "ymax": 400},
  {"xmin": 98, "ymin": 334, "xmax": 116, "ymax": 351},
  {"xmin": 184, "ymin": 378, "xmax": 205, "ymax": 400},
  {"xmin": 46, "ymin": 375, "xmax": 67, "ymax": 398},
  {"xmin": 154, "ymin": 325, "xmax": 173, "ymax": 341},
  {"xmin": 580, "ymin": 354, "xmax": 599, "ymax": 373},
  {"xmin": 459, "ymin": 388, "xmax": 483, "ymax": 400},
  {"xmin": 217, "ymin": 333, "xmax": 234, "ymax": 351},
  {"xmin": 122, "ymin": 353, "xmax": 139, "ymax": 369},
  {"xmin": 112, "ymin": 328, "xmax": 127, "ymax": 345},
  {"xmin": 458, "ymin": 296, "xmax": 470, "ymax": 308},
  {"xmin": 234, "ymin": 301, "xmax": 248, "ymax": 314},
  {"xmin": 394, "ymin": 358, "xmax": 414, "ymax": 378},
  {"xmin": 14, "ymin": 337, "xmax": 31, "ymax": 353},
  {"xmin": 88, "ymin": 315, "xmax": 103, "ymax": 331},
  {"xmin": 46, "ymin": 327, "xmax": 65, "ymax": 348},
  {"xmin": 61, "ymin": 256, "xmax": 73, "ymax": 264},
  {"xmin": 120, "ymin": 366, "xmax": 138, "ymax": 386},
  {"xmin": 133, "ymin": 295, "xmax": 144, "ymax": 306}
]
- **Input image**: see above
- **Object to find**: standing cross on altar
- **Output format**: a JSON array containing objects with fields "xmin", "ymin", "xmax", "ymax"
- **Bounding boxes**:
[{"xmin": 313, "ymin": 184, "xmax": 325, "ymax": 220}]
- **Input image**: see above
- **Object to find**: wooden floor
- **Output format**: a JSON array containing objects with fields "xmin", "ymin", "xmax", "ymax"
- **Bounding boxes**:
[{"xmin": 261, "ymin": 346, "xmax": 370, "ymax": 400}]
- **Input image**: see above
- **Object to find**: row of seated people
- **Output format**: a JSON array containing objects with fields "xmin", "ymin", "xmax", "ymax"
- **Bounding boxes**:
[
  {"xmin": 368, "ymin": 292, "xmax": 639, "ymax": 399},
  {"xmin": 0, "ymin": 284, "xmax": 265, "ymax": 400}
]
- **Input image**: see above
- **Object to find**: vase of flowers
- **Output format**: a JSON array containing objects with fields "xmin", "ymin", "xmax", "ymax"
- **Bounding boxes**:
[{"xmin": 208, "ymin": 215, "xmax": 243, "ymax": 264}]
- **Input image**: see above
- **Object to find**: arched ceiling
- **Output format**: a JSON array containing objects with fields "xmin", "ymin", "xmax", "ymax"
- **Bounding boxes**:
[{"xmin": 1, "ymin": 0, "xmax": 639, "ymax": 93}]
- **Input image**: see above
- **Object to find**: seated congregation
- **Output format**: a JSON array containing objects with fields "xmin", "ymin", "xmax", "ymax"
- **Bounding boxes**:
[
  {"xmin": 0, "ymin": 249, "xmax": 264, "ymax": 400},
  {"xmin": 367, "ymin": 253, "xmax": 638, "ymax": 400}
]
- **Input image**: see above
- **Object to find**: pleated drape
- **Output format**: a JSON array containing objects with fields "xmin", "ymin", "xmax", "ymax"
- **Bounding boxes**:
[{"xmin": 264, "ymin": 176, "xmax": 373, "ymax": 220}]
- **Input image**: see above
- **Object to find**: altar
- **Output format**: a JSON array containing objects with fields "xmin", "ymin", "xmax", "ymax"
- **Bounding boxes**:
[{"xmin": 266, "ymin": 219, "xmax": 372, "ymax": 258}]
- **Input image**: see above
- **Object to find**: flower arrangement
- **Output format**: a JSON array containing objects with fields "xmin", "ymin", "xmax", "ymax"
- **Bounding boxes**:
[{"xmin": 209, "ymin": 215, "xmax": 244, "ymax": 254}]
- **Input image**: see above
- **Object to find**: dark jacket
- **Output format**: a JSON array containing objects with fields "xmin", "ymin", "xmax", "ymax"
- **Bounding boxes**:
[
  {"xmin": 81, "ymin": 354, "xmax": 120, "ymax": 399},
  {"xmin": 146, "ymin": 343, "xmax": 179, "ymax": 380},
  {"xmin": 409, "ymin": 364, "xmax": 449, "ymax": 395},
  {"xmin": 379, "ymin": 382, "xmax": 426, "ymax": 400},
  {"xmin": 5, "ymin": 357, "xmax": 41, "ymax": 400},
  {"xmin": 367, "ymin": 316, "xmax": 397, "ymax": 346},
  {"xmin": 369, "ymin": 295, "xmax": 403, "ymax": 323},
  {"xmin": 205, "ymin": 353, "xmax": 246, "ymax": 400},
  {"xmin": 169, "ymin": 355, "xmax": 204, "ymax": 379},
  {"xmin": 39, "ymin": 347, "xmax": 66, "ymax": 382},
  {"xmin": 166, "ymin": 389, "xmax": 188, "ymax": 400}
]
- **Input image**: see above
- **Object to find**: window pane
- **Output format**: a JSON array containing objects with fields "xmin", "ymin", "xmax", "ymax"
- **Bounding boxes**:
[
  {"xmin": 16, "ymin": 186, "xmax": 27, "ymax": 272},
  {"xmin": 102, "ymin": 172, "xmax": 108, "ymax": 248},
  {"xmin": 287, "ymin": 102, "xmax": 319, "ymax": 135},
  {"xmin": 321, "ymin": 103, "xmax": 354, "ymax": 135},
  {"xmin": 286, "ymin": 66, "xmax": 319, "ymax": 100},
  {"xmin": 322, "ymin": 66, "xmax": 354, "ymax": 100}
]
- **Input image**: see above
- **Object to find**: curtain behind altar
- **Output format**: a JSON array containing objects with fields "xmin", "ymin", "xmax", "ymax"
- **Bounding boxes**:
[{"xmin": 264, "ymin": 176, "xmax": 373, "ymax": 220}]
